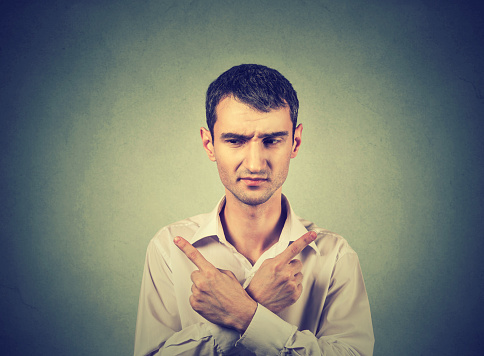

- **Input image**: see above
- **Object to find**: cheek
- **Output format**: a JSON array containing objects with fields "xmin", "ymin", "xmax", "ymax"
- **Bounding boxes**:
[
  {"xmin": 272, "ymin": 153, "xmax": 292, "ymax": 178},
  {"xmin": 214, "ymin": 150, "xmax": 241, "ymax": 172},
  {"xmin": 273, "ymin": 149, "xmax": 292, "ymax": 167},
  {"xmin": 215, "ymin": 160, "xmax": 231, "ymax": 183}
]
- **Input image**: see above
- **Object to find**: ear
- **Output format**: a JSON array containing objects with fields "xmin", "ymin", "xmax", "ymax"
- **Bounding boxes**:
[
  {"xmin": 290, "ymin": 124, "xmax": 303, "ymax": 159},
  {"xmin": 200, "ymin": 127, "xmax": 216, "ymax": 162}
]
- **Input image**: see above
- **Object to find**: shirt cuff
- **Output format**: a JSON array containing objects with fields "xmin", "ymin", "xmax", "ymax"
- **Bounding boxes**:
[
  {"xmin": 204, "ymin": 323, "xmax": 240, "ymax": 354},
  {"xmin": 236, "ymin": 304, "xmax": 297, "ymax": 354}
]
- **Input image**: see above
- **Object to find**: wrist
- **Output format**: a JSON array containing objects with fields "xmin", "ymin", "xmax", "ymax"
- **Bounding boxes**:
[{"xmin": 233, "ymin": 300, "xmax": 257, "ymax": 334}]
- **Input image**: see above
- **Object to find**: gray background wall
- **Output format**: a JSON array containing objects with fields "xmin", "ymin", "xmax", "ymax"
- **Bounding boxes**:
[{"xmin": 1, "ymin": 0, "xmax": 483, "ymax": 355}]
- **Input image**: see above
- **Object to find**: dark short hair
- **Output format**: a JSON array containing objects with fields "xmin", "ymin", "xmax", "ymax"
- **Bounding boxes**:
[{"xmin": 205, "ymin": 64, "xmax": 299, "ymax": 139}]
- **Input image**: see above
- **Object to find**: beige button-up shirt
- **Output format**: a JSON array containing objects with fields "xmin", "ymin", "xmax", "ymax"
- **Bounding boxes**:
[{"xmin": 134, "ymin": 196, "xmax": 374, "ymax": 355}]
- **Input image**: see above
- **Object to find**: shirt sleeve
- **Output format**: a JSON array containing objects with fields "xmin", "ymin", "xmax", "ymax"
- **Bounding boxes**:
[
  {"xmin": 237, "ymin": 252, "xmax": 374, "ymax": 356},
  {"xmin": 134, "ymin": 240, "xmax": 240, "ymax": 356}
]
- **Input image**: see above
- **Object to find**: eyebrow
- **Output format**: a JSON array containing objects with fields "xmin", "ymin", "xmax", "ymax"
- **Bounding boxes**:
[{"xmin": 220, "ymin": 131, "xmax": 289, "ymax": 140}]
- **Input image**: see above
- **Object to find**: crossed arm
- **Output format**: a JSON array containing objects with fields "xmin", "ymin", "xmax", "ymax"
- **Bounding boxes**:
[
  {"xmin": 135, "ymin": 231, "xmax": 374, "ymax": 355},
  {"xmin": 172, "ymin": 231, "xmax": 317, "ymax": 334}
]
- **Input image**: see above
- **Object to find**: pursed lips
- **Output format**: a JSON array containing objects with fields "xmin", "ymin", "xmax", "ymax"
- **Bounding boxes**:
[
  {"xmin": 238, "ymin": 177, "xmax": 268, "ymax": 181},
  {"xmin": 238, "ymin": 177, "xmax": 269, "ymax": 186}
]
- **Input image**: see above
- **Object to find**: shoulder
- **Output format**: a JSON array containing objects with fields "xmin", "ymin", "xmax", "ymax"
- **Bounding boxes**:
[
  {"xmin": 298, "ymin": 216, "xmax": 356, "ymax": 263},
  {"xmin": 146, "ymin": 212, "xmax": 210, "ymax": 259}
]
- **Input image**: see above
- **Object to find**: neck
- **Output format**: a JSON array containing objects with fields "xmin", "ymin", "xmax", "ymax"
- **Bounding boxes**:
[{"xmin": 220, "ymin": 190, "xmax": 287, "ymax": 265}]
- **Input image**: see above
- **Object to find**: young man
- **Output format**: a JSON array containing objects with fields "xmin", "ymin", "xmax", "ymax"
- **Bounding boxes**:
[{"xmin": 134, "ymin": 64, "xmax": 374, "ymax": 355}]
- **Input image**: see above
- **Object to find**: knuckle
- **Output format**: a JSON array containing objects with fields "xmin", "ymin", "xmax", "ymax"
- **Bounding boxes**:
[
  {"xmin": 295, "ymin": 272, "xmax": 303, "ymax": 283},
  {"xmin": 204, "ymin": 269, "xmax": 215, "ymax": 279},
  {"xmin": 190, "ymin": 292, "xmax": 203, "ymax": 309},
  {"xmin": 289, "ymin": 244, "xmax": 300, "ymax": 256},
  {"xmin": 191, "ymin": 270, "xmax": 201, "ymax": 281},
  {"xmin": 191, "ymin": 302, "xmax": 201, "ymax": 313},
  {"xmin": 289, "ymin": 259, "xmax": 302, "ymax": 273},
  {"xmin": 189, "ymin": 295, "xmax": 197, "ymax": 308},
  {"xmin": 290, "ymin": 288, "xmax": 302, "ymax": 303},
  {"xmin": 293, "ymin": 259, "xmax": 302, "ymax": 268},
  {"xmin": 295, "ymin": 289, "xmax": 302, "ymax": 301},
  {"xmin": 273, "ymin": 262, "xmax": 285, "ymax": 273},
  {"xmin": 187, "ymin": 250, "xmax": 198, "ymax": 262},
  {"xmin": 197, "ymin": 280, "xmax": 207, "ymax": 291},
  {"xmin": 284, "ymin": 270, "xmax": 293, "ymax": 280}
]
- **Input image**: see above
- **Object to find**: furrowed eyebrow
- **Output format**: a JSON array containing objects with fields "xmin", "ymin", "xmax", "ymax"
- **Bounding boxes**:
[
  {"xmin": 259, "ymin": 131, "xmax": 289, "ymax": 139},
  {"xmin": 220, "ymin": 131, "xmax": 289, "ymax": 140},
  {"xmin": 220, "ymin": 133, "xmax": 253, "ymax": 140}
]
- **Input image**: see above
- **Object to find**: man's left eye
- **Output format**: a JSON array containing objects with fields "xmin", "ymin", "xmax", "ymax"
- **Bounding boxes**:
[{"xmin": 264, "ymin": 139, "xmax": 280, "ymax": 145}]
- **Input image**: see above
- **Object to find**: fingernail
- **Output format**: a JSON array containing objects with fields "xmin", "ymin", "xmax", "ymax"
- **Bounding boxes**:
[
  {"xmin": 309, "ymin": 231, "xmax": 317, "ymax": 241},
  {"xmin": 174, "ymin": 236, "xmax": 180, "ymax": 244}
]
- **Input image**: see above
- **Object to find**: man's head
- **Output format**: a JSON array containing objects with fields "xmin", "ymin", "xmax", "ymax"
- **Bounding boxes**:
[
  {"xmin": 206, "ymin": 64, "xmax": 299, "ymax": 140},
  {"xmin": 201, "ymin": 64, "xmax": 303, "ymax": 207}
]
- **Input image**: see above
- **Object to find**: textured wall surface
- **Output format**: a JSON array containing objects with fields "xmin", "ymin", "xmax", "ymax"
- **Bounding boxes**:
[{"xmin": 1, "ymin": 1, "xmax": 483, "ymax": 355}]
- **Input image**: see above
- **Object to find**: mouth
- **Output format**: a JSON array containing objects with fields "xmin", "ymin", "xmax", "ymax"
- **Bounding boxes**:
[{"xmin": 239, "ymin": 177, "xmax": 268, "ymax": 186}]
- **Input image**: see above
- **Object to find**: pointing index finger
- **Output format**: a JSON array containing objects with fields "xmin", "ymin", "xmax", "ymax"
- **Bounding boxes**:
[
  {"xmin": 277, "ymin": 231, "xmax": 317, "ymax": 264},
  {"xmin": 174, "ymin": 236, "xmax": 215, "ymax": 271}
]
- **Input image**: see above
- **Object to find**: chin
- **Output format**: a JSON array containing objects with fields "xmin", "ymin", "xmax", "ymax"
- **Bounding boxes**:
[{"xmin": 232, "ymin": 190, "xmax": 275, "ymax": 206}]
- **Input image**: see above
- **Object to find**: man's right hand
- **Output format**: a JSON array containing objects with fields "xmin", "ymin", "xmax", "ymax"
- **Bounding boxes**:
[{"xmin": 246, "ymin": 231, "xmax": 317, "ymax": 314}]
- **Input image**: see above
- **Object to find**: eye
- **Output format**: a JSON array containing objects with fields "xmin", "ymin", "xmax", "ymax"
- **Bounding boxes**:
[
  {"xmin": 263, "ymin": 138, "xmax": 281, "ymax": 146},
  {"xmin": 226, "ymin": 139, "xmax": 244, "ymax": 146}
]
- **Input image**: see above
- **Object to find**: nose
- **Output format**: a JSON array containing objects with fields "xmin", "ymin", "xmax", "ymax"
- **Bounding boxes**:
[{"xmin": 244, "ymin": 142, "xmax": 266, "ymax": 173}]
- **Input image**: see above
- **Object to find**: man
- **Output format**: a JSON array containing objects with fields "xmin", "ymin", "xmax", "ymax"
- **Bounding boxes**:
[{"xmin": 134, "ymin": 64, "xmax": 374, "ymax": 355}]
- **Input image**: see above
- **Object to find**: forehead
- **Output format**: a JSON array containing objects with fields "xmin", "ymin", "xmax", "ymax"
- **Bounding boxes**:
[{"xmin": 214, "ymin": 96, "xmax": 292, "ymax": 135}]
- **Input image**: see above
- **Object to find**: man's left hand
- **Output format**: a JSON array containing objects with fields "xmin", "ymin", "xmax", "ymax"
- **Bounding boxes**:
[
  {"xmin": 246, "ymin": 231, "xmax": 316, "ymax": 314},
  {"xmin": 174, "ymin": 236, "xmax": 257, "ymax": 333}
]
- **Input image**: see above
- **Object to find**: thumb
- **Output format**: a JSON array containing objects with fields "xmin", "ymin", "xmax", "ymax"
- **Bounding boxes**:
[{"xmin": 219, "ymin": 269, "xmax": 237, "ymax": 279}]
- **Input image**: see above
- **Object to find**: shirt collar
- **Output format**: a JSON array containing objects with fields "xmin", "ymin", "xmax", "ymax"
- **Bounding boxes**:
[
  {"xmin": 189, "ymin": 196, "xmax": 226, "ymax": 245},
  {"xmin": 189, "ymin": 195, "xmax": 319, "ymax": 254}
]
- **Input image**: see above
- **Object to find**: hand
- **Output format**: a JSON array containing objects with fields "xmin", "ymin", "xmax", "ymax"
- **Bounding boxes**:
[
  {"xmin": 174, "ymin": 236, "xmax": 257, "ymax": 333},
  {"xmin": 246, "ymin": 231, "xmax": 317, "ymax": 314}
]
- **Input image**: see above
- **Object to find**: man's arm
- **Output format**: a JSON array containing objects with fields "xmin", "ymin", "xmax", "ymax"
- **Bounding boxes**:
[
  {"xmin": 172, "ymin": 232, "xmax": 317, "ymax": 333},
  {"xmin": 245, "ymin": 231, "xmax": 317, "ymax": 313},
  {"xmin": 173, "ymin": 236, "xmax": 257, "ymax": 333},
  {"xmin": 240, "ymin": 249, "xmax": 374, "ymax": 355},
  {"xmin": 134, "ymin": 239, "xmax": 240, "ymax": 356},
  {"xmin": 170, "ymin": 232, "xmax": 374, "ymax": 355}
]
